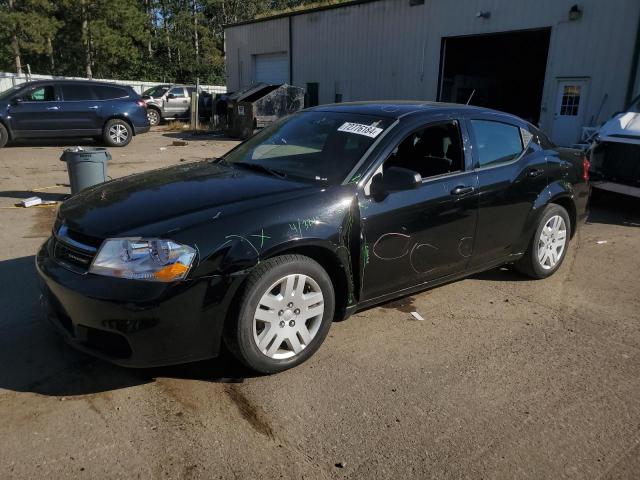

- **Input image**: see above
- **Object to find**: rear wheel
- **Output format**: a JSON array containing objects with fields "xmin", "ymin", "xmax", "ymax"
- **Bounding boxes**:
[
  {"xmin": 515, "ymin": 204, "xmax": 571, "ymax": 279},
  {"xmin": 0, "ymin": 123, "xmax": 8, "ymax": 148},
  {"xmin": 103, "ymin": 119, "xmax": 132, "ymax": 147},
  {"xmin": 224, "ymin": 254, "xmax": 335, "ymax": 374}
]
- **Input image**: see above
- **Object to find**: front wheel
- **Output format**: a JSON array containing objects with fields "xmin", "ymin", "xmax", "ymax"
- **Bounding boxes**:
[
  {"xmin": 515, "ymin": 204, "xmax": 571, "ymax": 279},
  {"xmin": 103, "ymin": 119, "xmax": 132, "ymax": 147},
  {"xmin": 224, "ymin": 254, "xmax": 335, "ymax": 374},
  {"xmin": 147, "ymin": 108, "xmax": 161, "ymax": 126}
]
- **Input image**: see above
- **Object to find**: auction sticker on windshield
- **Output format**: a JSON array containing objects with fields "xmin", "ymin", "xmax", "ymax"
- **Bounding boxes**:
[{"xmin": 338, "ymin": 122, "xmax": 383, "ymax": 138}]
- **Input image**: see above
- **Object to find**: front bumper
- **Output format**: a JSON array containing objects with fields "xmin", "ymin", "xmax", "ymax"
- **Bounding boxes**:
[
  {"xmin": 135, "ymin": 124, "xmax": 151, "ymax": 135},
  {"xmin": 36, "ymin": 238, "xmax": 243, "ymax": 368}
]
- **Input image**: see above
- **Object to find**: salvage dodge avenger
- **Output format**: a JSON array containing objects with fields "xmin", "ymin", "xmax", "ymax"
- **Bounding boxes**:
[{"xmin": 37, "ymin": 102, "xmax": 590, "ymax": 373}]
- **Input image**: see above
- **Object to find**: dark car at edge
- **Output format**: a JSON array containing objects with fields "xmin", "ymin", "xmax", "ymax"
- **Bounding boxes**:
[
  {"xmin": 0, "ymin": 80, "xmax": 150, "ymax": 148},
  {"xmin": 36, "ymin": 102, "xmax": 590, "ymax": 373}
]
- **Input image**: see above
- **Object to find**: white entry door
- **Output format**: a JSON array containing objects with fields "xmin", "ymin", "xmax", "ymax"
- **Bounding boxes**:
[{"xmin": 551, "ymin": 78, "xmax": 589, "ymax": 146}]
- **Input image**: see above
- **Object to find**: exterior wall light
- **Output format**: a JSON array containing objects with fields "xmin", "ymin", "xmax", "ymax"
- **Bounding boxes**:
[
  {"xmin": 476, "ymin": 11, "xmax": 491, "ymax": 19},
  {"xmin": 569, "ymin": 4, "xmax": 583, "ymax": 21}
]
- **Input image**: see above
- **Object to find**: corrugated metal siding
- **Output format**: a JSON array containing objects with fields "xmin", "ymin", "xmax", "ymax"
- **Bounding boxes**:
[
  {"xmin": 225, "ymin": 0, "xmax": 640, "ymax": 136},
  {"xmin": 225, "ymin": 17, "xmax": 289, "ymax": 90}
]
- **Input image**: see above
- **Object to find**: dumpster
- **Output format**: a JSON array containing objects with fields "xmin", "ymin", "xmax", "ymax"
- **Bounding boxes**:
[
  {"xmin": 226, "ymin": 83, "xmax": 305, "ymax": 139},
  {"xmin": 60, "ymin": 147, "xmax": 111, "ymax": 194}
]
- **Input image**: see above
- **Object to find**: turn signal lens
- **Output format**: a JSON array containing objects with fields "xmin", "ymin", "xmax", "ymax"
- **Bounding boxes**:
[{"xmin": 153, "ymin": 262, "xmax": 189, "ymax": 282}]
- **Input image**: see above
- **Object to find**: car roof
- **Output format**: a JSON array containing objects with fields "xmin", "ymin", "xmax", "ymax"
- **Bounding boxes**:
[
  {"xmin": 16, "ymin": 79, "xmax": 133, "ymax": 89},
  {"xmin": 306, "ymin": 101, "xmax": 521, "ymax": 122}
]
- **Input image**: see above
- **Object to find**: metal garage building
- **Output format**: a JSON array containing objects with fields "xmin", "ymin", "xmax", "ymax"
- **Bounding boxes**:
[{"xmin": 224, "ymin": 0, "xmax": 640, "ymax": 146}]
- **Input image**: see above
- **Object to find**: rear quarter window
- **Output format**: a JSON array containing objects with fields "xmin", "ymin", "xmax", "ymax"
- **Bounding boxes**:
[
  {"xmin": 93, "ymin": 86, "xmax": 129, "ymax": 100},
  {"xmin": 471, "ymin": 119, "xmax": 524, "ymax": 168}
]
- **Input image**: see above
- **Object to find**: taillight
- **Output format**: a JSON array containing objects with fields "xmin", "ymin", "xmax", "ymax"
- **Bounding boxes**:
[
  {"xmin": 582, "ymin": 155, "xmax": 590, "ymax": 182},
  {"xmin": 136, "ymin": 99, "xmax": 146, "ymax": 108}
]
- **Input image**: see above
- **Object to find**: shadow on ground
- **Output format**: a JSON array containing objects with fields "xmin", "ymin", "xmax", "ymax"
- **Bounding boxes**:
[
  {"xmin": 0, "ymin": 255, "xmax": 254, "ymax": 398},
  {"xmin": 0, "ymin": 190, "xmax": 69, "ymax": 202},
  {"xmin": 7, "ymin": 138, "xmax": 100, "ymax": 148},
  {"xmin": 161, "ymin": 131, "xmax": 237, "ymax": 142},
  {"xmin": 588, "ymin": 190, "xmax": 640, "ymax": 228}
]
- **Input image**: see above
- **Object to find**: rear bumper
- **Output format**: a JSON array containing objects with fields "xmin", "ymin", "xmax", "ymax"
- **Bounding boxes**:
[{"xmin": 36, "ymin": 238, "xmax": 243, "ymax": 368}]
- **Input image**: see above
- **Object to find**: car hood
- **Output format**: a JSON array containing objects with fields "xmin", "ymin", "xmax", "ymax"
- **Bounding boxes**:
[{"xmin": 59, "ymin": 161, "xmax": 319, "ymax": 239}]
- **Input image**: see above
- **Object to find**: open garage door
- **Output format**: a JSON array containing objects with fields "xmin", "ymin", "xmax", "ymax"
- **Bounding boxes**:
[
  {"xmin": 438, "ymin": 29, "xmax": 551, "ymax": 124},
  {"xmin": 254, "ymin": 52, "xmax": 289, "ymax": 85}
]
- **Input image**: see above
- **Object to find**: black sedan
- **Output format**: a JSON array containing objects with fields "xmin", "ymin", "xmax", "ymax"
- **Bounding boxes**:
[{"xmin": 37, "ymin": 102, "xmax": 591, "ymax": 373}]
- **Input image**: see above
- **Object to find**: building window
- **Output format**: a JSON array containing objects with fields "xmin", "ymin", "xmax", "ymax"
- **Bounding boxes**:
[
  {"xmin": 559, "ymin": 85, "xmax": 581, "ymax": 116},
  {"xmin": 306, "ymin": 83, "xmax": 319, "ymax": 107}
]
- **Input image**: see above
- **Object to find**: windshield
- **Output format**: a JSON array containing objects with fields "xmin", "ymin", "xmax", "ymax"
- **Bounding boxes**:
[
  {"xmin": 224, "ymin": 111, "xmax": 394, "ymax": 184},
  {"xmin": 143, "ymin": 86, "xmax": 169, "ymax": 98},
  {"xmin": 0, "ymin": 85, "xmax": 24, "ymax": 101}
]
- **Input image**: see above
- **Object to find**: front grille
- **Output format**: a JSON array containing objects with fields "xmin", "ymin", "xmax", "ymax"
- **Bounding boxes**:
[
  {"xmin": 64, "ymin": 228, "xmax": 103, "ymax": 249},
  {"xmin": 53, "ymin": 238, "xmax": 96, "ymax": 273},
  {"xmin": 53, "ymin": 225, "xmax": 101, "ymax": 273}
]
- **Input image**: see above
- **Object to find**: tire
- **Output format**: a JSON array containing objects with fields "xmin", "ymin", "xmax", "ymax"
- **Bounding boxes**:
[
  {"xmin": 0, "ymin": 122, "xmax": 8, "ymax": 148},
  {"xmin": 147, "ymin": 108, "xmax": 161, "ymax": 127},
  {"xmin": 515, "ymin": 204, "xmax": 571, "ymax": 279},
  {"xmin": 224, "ymin": 254, "xmax": 335, "ymax": 374},
  {"xmin": 103, "ymin": 118, "xmax": 133, "ymax": 147}
]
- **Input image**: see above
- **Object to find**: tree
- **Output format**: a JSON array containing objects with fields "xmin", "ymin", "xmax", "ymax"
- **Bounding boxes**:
[
  {"xmin": 0, "ymin": 0, "xmax": 60, "ymax": 74},
  {"xmin": 0, "ymin": 0, "xmax": 344, "ymax": 84}
]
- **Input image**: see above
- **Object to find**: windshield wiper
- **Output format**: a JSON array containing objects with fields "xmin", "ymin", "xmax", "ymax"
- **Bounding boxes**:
[{"xmin": 233, "ymin": 162, "xmax": 288, "ymax": 179}]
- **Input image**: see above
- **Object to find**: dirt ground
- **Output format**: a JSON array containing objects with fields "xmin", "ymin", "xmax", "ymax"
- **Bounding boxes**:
[{"xmin": 0, "ymin": 128, "xmax": 639, "ymax": 479}]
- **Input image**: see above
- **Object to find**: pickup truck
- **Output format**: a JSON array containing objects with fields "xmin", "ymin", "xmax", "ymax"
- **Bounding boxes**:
[{"xmin": 141, "ymin": 84, "xmax": 212, "ymax": 126}]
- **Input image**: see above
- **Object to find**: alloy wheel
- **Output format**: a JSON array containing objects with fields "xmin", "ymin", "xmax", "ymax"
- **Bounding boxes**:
[
  {"xmin": 147, "ymin": 110, "xmax": 159, "ymax": 126},
  {"xmin": 109, "ymin": 124, "xmax": 129, "ymax": 144},
  {"xmin": 253, "ymin": 273, "xmax": 325, "ymax": 359},
  {"xmin": 537, "ymin": 215, "xmax": 567, "ymax": 270}
]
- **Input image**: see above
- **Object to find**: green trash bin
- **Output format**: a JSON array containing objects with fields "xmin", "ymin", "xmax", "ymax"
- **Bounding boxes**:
[{"xmin": 60, "ymin": 147, "xmax": 111, "ymax": 194}]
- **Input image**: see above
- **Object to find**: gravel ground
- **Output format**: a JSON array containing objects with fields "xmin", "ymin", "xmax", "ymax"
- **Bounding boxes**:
[{"xmin": 0, "ymin": 129, "xmax": 639, "ymax": 479}]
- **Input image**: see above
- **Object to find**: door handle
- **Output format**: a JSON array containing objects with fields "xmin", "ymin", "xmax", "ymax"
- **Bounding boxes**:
[
  {"xmin": 47, "ymin": 106, "xmax": 60, "ymax": 111},
  {"xmin": 450, "ymin": 185, "xmax": 474, "ymax": 196},
  {"xmin": 88, "ymin": 105, "xmax": 99, "ymax": 110},
  {"xmin": 528, "ymin": 168, "xmax": 544, "ymax": 178}
]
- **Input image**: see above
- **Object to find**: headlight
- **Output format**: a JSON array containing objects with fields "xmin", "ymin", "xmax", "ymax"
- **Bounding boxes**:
[{"xmin": 89, "ymin": 238, "xmax": 196, "ymax": 282}]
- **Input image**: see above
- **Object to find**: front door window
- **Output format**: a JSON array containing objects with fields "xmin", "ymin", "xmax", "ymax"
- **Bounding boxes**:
[{"xmin": 22, "ymin": 86, "xmax": 55, "ymax": 102}]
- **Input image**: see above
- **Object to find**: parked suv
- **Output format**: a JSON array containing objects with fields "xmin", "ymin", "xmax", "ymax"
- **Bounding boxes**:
[
  {"xmin": 141, "ymin": 84, "xmax": 211, "ymax": 126},
  {"xmin": 0, "ymin": 80, "xmax": 150, "ymax": 148}
]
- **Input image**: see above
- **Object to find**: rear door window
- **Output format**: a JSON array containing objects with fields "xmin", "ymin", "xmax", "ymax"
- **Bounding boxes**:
[
  {"xmin": 60, "ymin": 85, "xmax": 96, "ymax": 101},
  {"xmin": 22, "ymin": 85, "xmax": 55, "ymax": 102},
  {"xmin": 470, "ymin": 119, "xmax": 524, "ymax": 168},
  {"xmin": 93, "ymin": 86, "xmax": 129, "ymax": 100}
]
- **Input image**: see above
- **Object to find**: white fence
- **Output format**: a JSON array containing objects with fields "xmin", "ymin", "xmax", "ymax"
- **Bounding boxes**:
[{"xmin": 0, "ymin": 72, "xmax": 226, "ymax": 95}]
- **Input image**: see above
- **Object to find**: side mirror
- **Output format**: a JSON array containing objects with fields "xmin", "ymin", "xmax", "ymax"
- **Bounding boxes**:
[
  {"xmin": 11, "ymin": 97, "xmax": 23, "ymax": 106},
  {"xmin": 166, "ymin": 93, "xmax": 175, "ymax": 99},
  {"xmin": 370, "ymin": 166, "xmax": 422, "ymax": 197}
]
